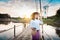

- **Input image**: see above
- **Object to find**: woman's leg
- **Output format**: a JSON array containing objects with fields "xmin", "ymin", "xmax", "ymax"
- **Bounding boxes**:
[
  {"xmin": 32, "ymin": 30, "xmax": 40, "ymax": 40},
  {"xmin": 36, "ymin": 30, "xmax": 40, "ymax": 40}
]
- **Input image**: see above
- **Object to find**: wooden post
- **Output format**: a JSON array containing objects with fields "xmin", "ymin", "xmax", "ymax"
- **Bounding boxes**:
[
  {"xmin": 14, "ymin": 25, "xmax": 16, "ymax": 38},
  {"xmin": 24, "ymin": 23, "xmax": 26, "ymax": 29}
]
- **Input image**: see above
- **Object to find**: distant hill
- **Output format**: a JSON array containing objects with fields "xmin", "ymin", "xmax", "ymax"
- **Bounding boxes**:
[
  {"xmin": 0, "ymin": 14, "xmax": 11, "ymax": 18},
  {"xmin": 46, "ymin": 8, "xmax": 60, "ymax": 27},
  {"xmin": 0, "ymin": 14, "xmax": 11, "ymax": 25}
]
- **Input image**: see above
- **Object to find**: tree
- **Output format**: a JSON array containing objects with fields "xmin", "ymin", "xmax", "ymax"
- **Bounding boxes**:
[
  {"xmin": 55, "ymin": 8, "xmax": 60, "ymax": 17},
  {"xmin": 0, "ymin": 14, "xmax": 11, "ymax": 18}
]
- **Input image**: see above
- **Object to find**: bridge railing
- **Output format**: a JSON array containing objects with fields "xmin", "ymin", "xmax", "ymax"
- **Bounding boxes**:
[
  {"xmin": 8, "ymin": 25, "xmax": 22, "ymax": 40},
  {"xmin": 0, "ymin": 24, "xmax": 25, "ymax": 40},
  {"xmin": 0, "ymin": 24, "xmax": 54, "ymax": 40}
]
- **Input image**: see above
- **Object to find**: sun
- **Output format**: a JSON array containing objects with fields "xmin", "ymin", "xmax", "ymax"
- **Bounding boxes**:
[{"xmin": 17, "ymin": 5, "xmax": 36, "ymax": 18}]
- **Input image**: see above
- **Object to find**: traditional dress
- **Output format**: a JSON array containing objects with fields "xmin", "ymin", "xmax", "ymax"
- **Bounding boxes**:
[{"xmin": 30, "ymin": 19, "xmax": 43, "ymax": 40}]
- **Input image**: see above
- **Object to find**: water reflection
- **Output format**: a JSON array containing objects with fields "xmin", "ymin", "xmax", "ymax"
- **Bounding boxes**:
[
  {"xmin": 0, "ymin": 20, "xmax": 11, "ymax": 25},
  {"xmin": 0, "ymin": 22, "xmax": 24, "ymax": 40},
  {"xmin": 56, "ymin": 29, "xmax": 60, "ymax": 37},
  {"xmin": 40, "ymin": 24, "xmax": 60, "ymax": 40},
  {"xmin": 0, "ymin": 23, "xmax": 60, "ymax": 40}
]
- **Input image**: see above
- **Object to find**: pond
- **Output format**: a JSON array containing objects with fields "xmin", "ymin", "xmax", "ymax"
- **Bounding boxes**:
[
  {"xmin": 0, "ymin": 22, "xmax": 24, "ymax": 40},
  {"xmin": 40, "ymin": 24, "xmax": 60, "ymax": 40},
  {"xmin": 0, "ymin": 22, "xmax": 60, "ymax": 40}
]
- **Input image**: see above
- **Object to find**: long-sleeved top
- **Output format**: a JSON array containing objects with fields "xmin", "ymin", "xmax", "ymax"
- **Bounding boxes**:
[{"xmin": 29, "ymin": 19, "xmax": 43, "ymax": 30}]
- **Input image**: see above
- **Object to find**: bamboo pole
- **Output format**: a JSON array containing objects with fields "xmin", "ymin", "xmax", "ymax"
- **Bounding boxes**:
[
  {"xmin": 39, "ymin": 0, "xmax": 44, "ymax": 40},
  {"xmin": 35, "ymin": 0, "xmax": 38, "ymax": 12}
]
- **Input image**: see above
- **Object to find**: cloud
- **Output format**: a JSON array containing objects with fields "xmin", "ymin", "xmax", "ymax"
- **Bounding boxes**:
[
  {"xmin": 47, "ymin": 5, "xmax": 60, "ymax": 17},
  {"xmin": 0, "ymin": 0, "xmax": 36, "ymax": 17},
  {"xmin": 0, "ymin": 0, "xmax": 60, "ymax": 17}
]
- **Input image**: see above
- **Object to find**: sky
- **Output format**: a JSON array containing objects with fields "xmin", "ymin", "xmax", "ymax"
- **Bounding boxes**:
[{"xmin": 0, "ymin": 0, "xmax": 60, "ymax": 18}]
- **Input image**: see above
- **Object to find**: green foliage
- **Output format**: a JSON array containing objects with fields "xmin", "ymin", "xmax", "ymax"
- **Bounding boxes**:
[{"xmin": 43, "ymin": 8, "xmax": 60, "ymax": 27}]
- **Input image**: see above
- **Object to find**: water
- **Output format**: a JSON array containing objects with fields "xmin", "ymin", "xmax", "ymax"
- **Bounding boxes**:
[
  {"xmin": 0, "ymin": 22, "xmax": 24, "ymax": 40},
  {"xmin": 40, "ymin": 24, "xmax": 60, "ymax": 40},
  {"xmin": 0, "ymin": 22, "xmax": 60, "ymax": 40}
]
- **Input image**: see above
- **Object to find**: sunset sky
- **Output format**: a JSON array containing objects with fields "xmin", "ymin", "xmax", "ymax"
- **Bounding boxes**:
[{"xmin": 0, "ymin": 0, "xmax": 60, "ymax": 18}]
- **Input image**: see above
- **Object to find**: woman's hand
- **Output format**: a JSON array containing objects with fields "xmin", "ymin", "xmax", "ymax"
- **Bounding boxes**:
[{"xmin": 31, "ymin": 28, "xmax": 37, "ymax": 35}]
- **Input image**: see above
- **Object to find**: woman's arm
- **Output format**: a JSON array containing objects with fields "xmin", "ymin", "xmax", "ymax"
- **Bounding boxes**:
[{"xmin": 39, "ymin": 20, "xmax": 43, "ymax": 25}]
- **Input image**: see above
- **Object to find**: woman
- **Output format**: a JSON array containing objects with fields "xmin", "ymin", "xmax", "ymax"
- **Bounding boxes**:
[{"xmin": 30, "ymin": 12, "xmax": 43, "ymax": 40}]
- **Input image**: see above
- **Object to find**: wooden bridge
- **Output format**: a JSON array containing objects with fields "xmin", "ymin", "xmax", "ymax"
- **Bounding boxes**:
[
  {"xmin": 0, "ymin": 24, "xmax": 32, "ymax": 40},
  {"xmin": 0, "ymin": 23, "xmax": 54, "ymax": 40}
]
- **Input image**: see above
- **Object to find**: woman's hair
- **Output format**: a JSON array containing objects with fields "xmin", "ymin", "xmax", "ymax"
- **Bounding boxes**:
[{"xmin": 31, "ymin": 12, "xmax": 39, "ymax": 20}]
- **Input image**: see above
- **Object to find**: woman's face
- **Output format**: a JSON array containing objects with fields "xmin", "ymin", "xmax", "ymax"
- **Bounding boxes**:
[{"xmin": 35, "ymin": 14, "xmax": 39, "ymax": 19}]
